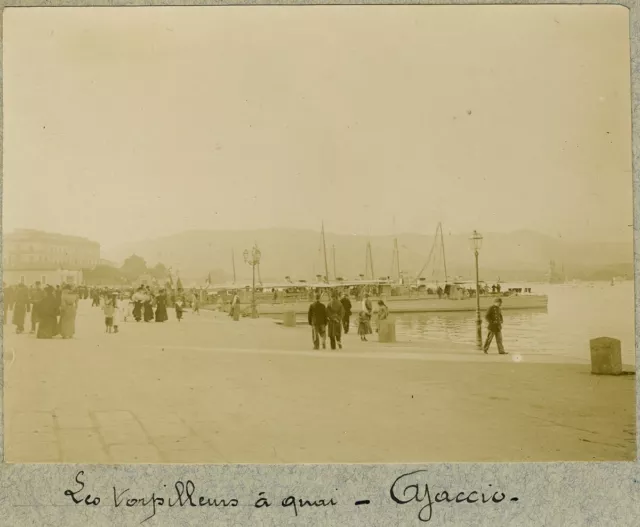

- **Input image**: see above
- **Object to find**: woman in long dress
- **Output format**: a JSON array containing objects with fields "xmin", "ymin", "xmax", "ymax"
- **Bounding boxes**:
[
  {"xmin": 154, "ymin": 290, "xmax": 168, "ymax": 322},
  {"xmin": 59, "ymin": 285, "xmax": 79, "ymax": 339},
  {"xmin": 37, "ymin": 286, "xmax": 60, "ymax": 339},
  {"xmin": 132, "ymin": 288, "xmax": 144, "ymax": 322},
  {"xmin": 12, "ymin": 283, "xmax": 30, "ymax": 334},
  {"xmin": 376, "ymin": 300, "xmax": 389, "ymax": 333},
  {"xmin": 143, "ymin": 288, "xmax": 155, "ymax": 322},
  {"xmin": 358, "ymin": 293, "xmax": 373, "ymax": 340},
  {"xmin": 230, "ymin": 292, "xmax": 240, "ymax": 319}
]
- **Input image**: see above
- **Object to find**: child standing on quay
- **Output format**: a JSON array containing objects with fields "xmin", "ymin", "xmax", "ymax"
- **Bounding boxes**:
[
  {"xmin": 103, "ymin": 296, "xmax": 115, "ymax": 333},
  {"xmin": 357, "ymin": 310, "xmax": 371, "ymax": 341},
  {"xmin": 175, "ymin": 298, "xmax": 184, "ymax": 322}
]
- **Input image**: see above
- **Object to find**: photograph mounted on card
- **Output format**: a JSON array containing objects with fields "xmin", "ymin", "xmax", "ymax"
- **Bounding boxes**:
[{"xmin": 2, "ymin": 4, "xmax": 634, "ymax": 465}]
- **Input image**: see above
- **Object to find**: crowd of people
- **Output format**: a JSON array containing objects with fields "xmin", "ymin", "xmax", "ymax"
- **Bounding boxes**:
[
  {"xmin": 4, "ymin": 281, "xmax": 80, "ymax": 339},
  {"xmin": 307, "ymin": 290, "xmax": 389, "ymax": 350},
  {"xmin": 3, "ymin": 281, "xmax": 204, "ymax": 338},
  {"xmin": 3, "ymin": 280, "xmax": 505, "ymax": 354}
]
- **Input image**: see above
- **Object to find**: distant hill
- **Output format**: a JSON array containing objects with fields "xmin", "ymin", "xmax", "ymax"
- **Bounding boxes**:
[{"xmin": 105, "ymin": 228, "xmax": 634, "ymax": 285}]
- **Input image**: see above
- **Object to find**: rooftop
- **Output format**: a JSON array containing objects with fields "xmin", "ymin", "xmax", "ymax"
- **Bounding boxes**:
[{"xmin": 5, "ymin": 229, "xmax": 100, "ymax": 246}]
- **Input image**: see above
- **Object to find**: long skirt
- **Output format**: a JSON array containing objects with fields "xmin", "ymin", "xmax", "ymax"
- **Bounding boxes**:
[
  {"xmin": 37, "ymin": 315, "xmax": 58, "ymax": 339},
  {"xmin": 132, "ymin": 302, "xmax": 142, "ymax": 321},
  {"xmin": 358, "ymin": 316, "xmax": 373, "ymax": 336},
  {"xmin": 155, "ymin": 305, "xmax": 168, "ymax": 322},
  {"xmin": 12, "ymin": 304, "xmax": 27, "ymax": 332},
  {"xmin": 143, "ymin": 302, "xmax": 154, "ymax": 322},
  {"xmin": 59, "ymin": 308, "xmax": 77, "ymax": 338}
]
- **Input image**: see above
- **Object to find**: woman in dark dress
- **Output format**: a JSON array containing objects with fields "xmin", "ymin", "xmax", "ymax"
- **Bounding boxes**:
[
  {"xmin": 132, "ymin": 287, "xmax": 144, "ymax": 322},
  {"xmin": 37, "ymin": 286, "xmax": 60, "ymax": 339},
  {"xmin": 154, "ymin": 290, "xmax": 168, "ymax": 322},
  {"xmin": 143, "ymin": 288, "xmax": 155, "ymax": 322}
]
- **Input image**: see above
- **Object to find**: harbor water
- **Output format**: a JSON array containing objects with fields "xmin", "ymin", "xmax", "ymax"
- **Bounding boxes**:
[{"xmin": 395, "ymin": 281, "xmax": 636, "ymax": 365}]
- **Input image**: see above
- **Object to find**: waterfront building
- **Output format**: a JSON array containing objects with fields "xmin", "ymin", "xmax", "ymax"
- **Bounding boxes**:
[{"xmin": 3, "ymin": 229, "xmax": 101, "ymax": 286}]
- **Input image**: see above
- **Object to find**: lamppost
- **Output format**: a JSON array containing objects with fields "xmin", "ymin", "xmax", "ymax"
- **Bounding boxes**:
[
  {"xmin": 470, "ymin": 230, "xmax": 483, "ymax": 349},
  {"xmin": 243, "ymin": 244, "xmax": 261, "ymax": 318}
]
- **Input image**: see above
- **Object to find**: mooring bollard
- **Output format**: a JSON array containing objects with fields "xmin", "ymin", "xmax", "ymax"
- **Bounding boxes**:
[
  {"xmin": 590, "ymin": 337, "xmax": 622, "ymax": 375},
  {"xmin": 283, "ymin": 310, "xmax": 296, "ymax": 327},
  {"xmin": 378, "ymin": 318, "xmax": 397, "ymax": 343}
]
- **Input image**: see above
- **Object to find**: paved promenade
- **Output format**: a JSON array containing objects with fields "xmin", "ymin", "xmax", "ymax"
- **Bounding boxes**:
[{"xmin": 4, "ymin": 300, "xmax": 636, "ymax": 463}]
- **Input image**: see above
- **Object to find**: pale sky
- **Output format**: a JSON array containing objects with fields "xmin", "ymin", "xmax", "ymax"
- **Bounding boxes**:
[{"xmin": 3, "ymin": 5, "xmax": 633, "ymax": 250}]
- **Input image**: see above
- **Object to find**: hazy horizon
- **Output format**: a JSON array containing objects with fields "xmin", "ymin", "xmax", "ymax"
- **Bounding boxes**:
[{"xmin": 3, "ymin": 5, "xmax": 633, "ymax": 249}]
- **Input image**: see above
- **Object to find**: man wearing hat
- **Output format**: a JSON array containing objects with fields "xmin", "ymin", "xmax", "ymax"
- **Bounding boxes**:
[
  {"xmin": 308, "ymin": 293, "xmax": 328, "ymax": 350},
  {"xmin": 483, "ymin": 298, "xmax": 507, "ymax": 354}
]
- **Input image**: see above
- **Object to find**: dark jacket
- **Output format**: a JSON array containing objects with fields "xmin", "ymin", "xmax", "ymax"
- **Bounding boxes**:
[
  {"xmin": 308, "ymin": 301, "xmax": 328, "ymax": 326},
  {"xmin": 327, "ymin": 299, "xmax": 345, "ymax": 322},
  {"xmin": 485, "ymin": 305, "xmax": 503, "ymax": 332},
  {"xmin": 340, "ymin": 296, "xmax": 352, "ymax": 315}
]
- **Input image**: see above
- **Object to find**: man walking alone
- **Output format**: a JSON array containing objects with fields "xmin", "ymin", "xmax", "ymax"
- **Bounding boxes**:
[
  {"xmin": 308, "ymin": 293, "xmax": 328, "ymax": 350},
  {"xmin": 483, "ymin": 298, "xmax": 507, "ymax": 354},
  {"xmin": 339, "ymin": 291, "xmax": 352, "ymax": 334}
]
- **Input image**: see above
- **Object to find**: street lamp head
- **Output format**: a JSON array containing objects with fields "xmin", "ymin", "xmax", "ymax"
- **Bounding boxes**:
[
  {"xmin": 253, "ymin": 246, "xmax": 262, "ymax": 263},
  {"xmin": 470, "ymin": 230, "xmax": 483, "ymax": 252}
]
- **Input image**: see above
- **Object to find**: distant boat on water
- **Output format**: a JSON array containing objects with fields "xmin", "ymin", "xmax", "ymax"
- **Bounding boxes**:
[{"xmin": 240, "ymin": 222, "xmax": 548, "ymax": 315}]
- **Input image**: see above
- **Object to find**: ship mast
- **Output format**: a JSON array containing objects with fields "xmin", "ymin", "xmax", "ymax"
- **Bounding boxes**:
[
  {"xmin": 321, "ymin": 221, "xmax": 330, "ymax": 283},
  {"xmin": 392, "ymin": 216, "xmax": 401, "ymax": 283},
  {"xmin": 416, "ymin": 224, "xmax": 440, "ymax": 280},
  {"xmin": 438, "ymin": 222, "xmax": 448, "ymax": 284},
  {"xmin": 332, "ymin": 245, "xmax": 337, "ymax": 279},
  {"xmin": 232, "ymin": 249, "xmax": 236, "ymax": 284},
  {"xmin": 365, "ymin": 241, "xmax": 375, "ymax": 280},
  {"xmin": 393, "ymin": 237, "xmax": 401, "ymax": 282}
]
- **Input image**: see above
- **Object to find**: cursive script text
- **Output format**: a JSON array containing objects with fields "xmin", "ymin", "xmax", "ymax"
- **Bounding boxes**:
[{"xmin": 390, "ymin": 469, "xmax": 519, "ymax": 522}]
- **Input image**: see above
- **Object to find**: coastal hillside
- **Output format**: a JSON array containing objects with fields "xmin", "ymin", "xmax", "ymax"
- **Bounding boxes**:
[{"xmin": 105, "ymin": 229, "xmax": 633, "ymax": 285}]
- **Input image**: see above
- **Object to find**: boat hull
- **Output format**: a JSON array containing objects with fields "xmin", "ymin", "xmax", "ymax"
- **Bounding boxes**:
[{"xmin": 228, "ymin": 294, "xmax": 549, "ymax": 316}]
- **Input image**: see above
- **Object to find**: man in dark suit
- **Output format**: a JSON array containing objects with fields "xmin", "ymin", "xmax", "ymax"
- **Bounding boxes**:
[
  {"xmin": 339, "ymin": 291, "xmax": 352, "ymax": 333},
  {"xmin": 483, "ymin": 298, "xmax": 507, "ymax": 355},
  {"xmin": 308, "ymin": 293, "xmax": 328, "ymax": 350}
]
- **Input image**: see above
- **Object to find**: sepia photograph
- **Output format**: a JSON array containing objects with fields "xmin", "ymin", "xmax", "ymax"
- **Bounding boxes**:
[{"xmin": 2, "ymin": 5, "xmax": 635, "ymax": 464}]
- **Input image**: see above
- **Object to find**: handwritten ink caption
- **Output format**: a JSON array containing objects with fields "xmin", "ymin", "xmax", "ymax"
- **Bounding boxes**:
[
  {"xmin": 390, "ymin": 469, "xmax": 520, "ymax": 523},
  {"xmin": 64, "ymin": 468, "xmax": 519, "ymax": 524},
  {"xmin": 64, "ymin": 471, "xmax": 343, "ymax": 524}
]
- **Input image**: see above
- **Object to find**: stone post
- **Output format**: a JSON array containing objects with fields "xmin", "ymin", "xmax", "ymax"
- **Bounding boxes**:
[
  {"xmin": 590, "ymin": 337, "xmax": 622, "ymax": 375},
  {"xmin": 378, "ymin": 318, "xmax": 396, "ymax": 343},
  {"xmin": 283, "ymin": 310, "xmax": 296, "ymax": 327}
]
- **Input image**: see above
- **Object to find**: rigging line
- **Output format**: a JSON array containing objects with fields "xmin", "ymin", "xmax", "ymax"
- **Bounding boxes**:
[
  {"xmin": 416, "ymin": 224, "xmax": 441, "ymax": 279},
  {"xmin": 438, "ymin": 222, "xmax": 448, "ymax": 283}
]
